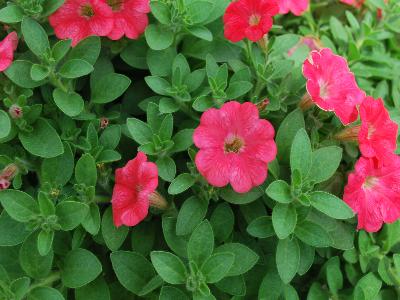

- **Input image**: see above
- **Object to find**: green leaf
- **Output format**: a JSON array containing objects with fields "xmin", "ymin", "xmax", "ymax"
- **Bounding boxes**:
[
  {"xmin": 159, "ymin": 114, "xmax": 174, "ymax": 141},
  {"xmin": 160, "ymin": 286, "xmax": 189, "ymax": 300},
  {"xmin": 186, "ymin": 0, "xmax": 214, "ymax": 24},
  {"xmin": 37, "ymin": 230, "xmax": 54, "ymax": 256},
  {"xmin": 31, "ymin": 64, "xmax": 50, "ymax": 81},
  {"xmin": 156, "ymin": 156, "xmax": 176, "ymax": 182},
  {"xmin": 81, "ymin": 203, "xmax": 101, "ymax": 235},
  {"xmin": 101, "ymin": 207, "xmax": 129, "ymax": 251},
  {"xmin": 99, "ymin": 125, "xmax": 121, "ymax": 149},
  {"xmin": 210, "ymin": 203, "xmax": 234, "ymax": 242},
  {"xmin": 308, "ymin": 146, "xmax": 342, "ymax": 183},
  {"xmin": 214, "ymin": 243, "xmax": 259, "ymax": 276},
  {"xmin": 326, "ymin": 256, "xmax": 343, "ymax": 294},
  {"xmin": 127, "ymin": 118, "xmax": 153, "ymax": 145},
  {"xmin": 298, "ymin": 241, "xmax": 315, "ymax": 275},
  {"xmin": 276, "ymin": 238, "xmax": 300, "ymax": 284},
  {"xmin": 168, "ymin": 173, "xmax": 196, "ymax": 195},
  {"xmin": 5, "ymin": 60, "xmax": 46, "ymax": 88},
  {"xmin": 145, "ymin": 24, "xmax": 174, "ymax": 50},
  {"xmin": 290, "ymin": 128, "xmax": 312, "ymax": 177},
  {"xmin": 21, "ymin": 17, "xmax": 49, "ymax": 57},
  {"xmin": 266, "ymin": 180, "xmax": 293, "ymax": 203},
  {"xmin": 61, "ymin": 248, "xmax": 102, "ymax": 288},
  {"xmin": 19, "ymin": 118, "xmax": 63, "ymax": 158},
  {"xmin": 52, "ymin": 39, "xmax": 71, "ymax": 62},
  {"xmin": 276, "ymin": 109, "xmax": 305, "ymax": 162},
  {"xmin": 187, "ymin": 26, "xmax": 213, "ymax": 41},
  {"xmin": 201, "ymin": 252, "xmax": 235, "ymax": 283},
  {"xmin": 28, "ymin": 287, "xmax": 65, "ymax": 300},
  {"xmin": 188, "ymin": 220, "xmax": 214, "ymax": 265},
  {"xmin": 0, "ymin": 5, "xmax": 24, "ymax": 23},
  {"xmin": 53, "ymin": 88, "xmax": 84, "ymax": 117},
  {"xmin": 354, "ymin": 273, "xmax": 382, "ymax": 300},
  {"xmin": 176, "ymin": 196, "xmax": 208, "ymax": 236},
  {"xmin": 41, "ymin": 143, "xmax": 74, "ymax": 186},
  {"xmin": 56, "ymin": 201, "xmax": 89, "ymax": 231},
  {"xmin": 19, "ymin": 232, "xmax": 53, "ymax": 279},
  {"xmin": 75, "ymin": 277, "xmax": 110, "ymax": 300},
  {"xmin": 111, "ymin": 251, "xmax": 155, "ymax": 295},
  {"xmin": 0, "ymin": 190, "xmax": 39, "ymax": 222},
  {"xmin": 151, "ymin": 251, "xmax": 187, "ymax": 284},
  {"xmin": 162, "ymin": 217, "xmax": 188, "ymax": 257},
  {"xmin": 295, "ymin": 221, "xmax": 332, "ymax": 247},
  {"xmin": 226, "ymin": 81, "xmax": 253, "ymax": 99},
  {"xmin": 330, "ymin": 16, "xmax": 348, "ymax": 43},
  {"xmin": 272, "ymin": 203, "xmax": 297, "ymax": 239},
  {"xmin": 220, "ymin": 186, "xmax": 264, "ymax": 205},
  {"xmin": 247, "ymin": 216, "xmax": 274, "ymax": 239},
  {"xmin": 309, "ymin": 192, "xmax": 354, "ymax": 219},
  {"xmin": 91, "ymin": 73, "xmax": 131, "ymax": 104},
  {"xmin": 0, "ymin": 110, "xmax": 11, "ymax": 140},
  {"xmin": 0, "ymin": 211, "xmax": 31, "ymax": 246},
  {"xmin": 67, "ymin": 36, "xmax": 101, "ymax": 65},
  {"xmin": 150, "ymin": 2, "xmax": 171, "ymax": 24},
  {"xmin": 145, "ymin": 76, "xmax": 171, "ymax": 95},
  {"xmin": 59, "ymin": 59, "xmax": 94, "ymax": 78},
  {"xmin": 75, "ymin": 154, "xmax": 97, "ymax": 187}
]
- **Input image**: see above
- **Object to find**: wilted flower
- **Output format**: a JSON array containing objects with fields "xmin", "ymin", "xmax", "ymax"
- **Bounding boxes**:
[
  {"xmin": 223, "ymin": 0, "xmax": 279, "ymax": 43},
  {"xmin": 193, "ymin": 101, "xmax": 277, "ymax": 193}
]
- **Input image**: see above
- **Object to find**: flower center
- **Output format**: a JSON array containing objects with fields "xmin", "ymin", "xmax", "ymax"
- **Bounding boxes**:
[
  {"xmin": 224, "ymin": 135, "xmax": 245, "ymax": 153},
  {"xmin": 107, "ymin": 0, "xmax": 124, "ymax": 11},
  {"xmin": 80, "ymin": 4, "xmax": 95, "ymax": 17},
  {"xmin": 363, "ymin": 176, "xmax": 379, "ymax": 189},
  {"xmin": 249, "ymin": 14, "xmax": 261, "ymax": 26},
  {"xmin": 319, "ymin": 80, "xmax": 329, "ymax": 98},
  {"xmin": 367, "ymin": 125, "xmax": 376, "ymax": 139}
]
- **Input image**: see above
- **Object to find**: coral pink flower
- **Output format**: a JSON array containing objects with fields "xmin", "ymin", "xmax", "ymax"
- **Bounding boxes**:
[
  {"xmin": 111, "ymin": 152, "xmax": 158, "ymax": 227},
  {"xmin": 359, "ymin": 97, "xmax": 398, "ymax": 160},
  {"xmin": 106, "ymin": 0, "xmax": 150, "ymax": 40},
  {"xmin": 340, "ymin": 0, "xmax": 365, "ymax": 8},
  {"xmin": 49, "ymin": 0, "xmax": 114, "ymax": 47},
  {"xmin": 302, "ymin": 48, "xmax": 365, "ymax": 125},
  {"xmin": 193, "ymin": 101, "xmax": 277, "ymax": 193},
  {"xmin": 344, "ymin": 156, "xmax": 400, "ymax": 232},
  {"xmin": 278, "ymin": 0, "xmax": 309, "ymax": 16},
  {"xmin": 0, "ymin": 32, "xmax": 18, "ymax": 72},
  {"xmin": 223, "ymin": 0, "xmax": 279, "ymax": 43}
]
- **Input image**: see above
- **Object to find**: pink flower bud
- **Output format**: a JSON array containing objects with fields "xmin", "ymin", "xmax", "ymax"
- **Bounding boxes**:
[
  {"xmin": 0, "ymin": 178, "xmax": 10, "ymax": 190},
  {"xmin": 9, "ymin": 104, "xmax": 23, "ymax": 119},
  {"xmin": 100, "ymin": 117, "xmax": 109, "ymax": 129}
]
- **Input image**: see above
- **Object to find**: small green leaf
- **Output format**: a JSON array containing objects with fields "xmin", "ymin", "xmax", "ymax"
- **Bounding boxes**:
[
  {"xmin": 37, "ymin": 230, "xmax": 54, "ymax": 256},
  {"xmin": 156, "ymin": 156, "xmax": 176, "ymax": 182},
  {"xmin": 91, "ymin": 73, "xmax": 131, "ymax": 104},
  {"xmin": 272, "ymin": 204, "xmax": 297, "ymax": 239},
  {"xmin": 295, "ymin": 221, "xmax": 332, "ymax": 248},
  {"xmin": 0, "ymin": 110, "xmax": 11, "ymax": 140},
  {"xmin": 75, "ymin": 154, "xmax": 97, "ymax": 187},
  {"xmin": 21, "ymin": 17, "xmax": 49, "ymax": 57},
  {"xmin": 28, "ymin": 287, "xmax": 64, "ymax": 300},
  {"xmin": 176, "ymin": 196, "xmax": 208, "ymax": 236},
  {"xmin": 101, "ymin": 207, "xmax": 129, "ymax": 251},
  {"xmin": 53, "ymin": 88, "xmax": 84, "ymax": 117},
  {"xmin": 188, "ymin": 220, "xmax": 214, "ymax": 266},
  {"xmin": 0, "ymin": 190, "xmax": 39, "ymax": 222},
  {"xmin": 308, "ymin": 146, "xmax": 342, "ymax": 183},
  {"xmin": 61, "ymin": 248, "xmax": 102, "ymax": 288},
  {"xmin": 168, "ymin": 173, "xmax": 196, "ymax": 195},
  {"xmin": 56, "ymin": 201, "xmax": 89, "ymax": 231},
  {"xmin": 59, "ymin": 59, "xmax": 94, "ymax": 78},
  {"xmin": 247, "ymin": 216, "xmax": 274, "ymax": 239},
  {"xmin": 151, "ymin": 251, "xmax": 187, "ymax": 284},
  {"xmin": 127, "ymin": 118, "xmax": 153, "ymax": 145},
  {"xmin": 201, "ymin": 252, "xmax": 235, "ymax": 283},
  {"xmin": 309, "ymin": 192, "xmax": 354, "ymax": 219},
  {"xmin": 266, "ymin": 180, "xmax": 293, "ymax": 203},
  {"xmin": 290, "ymin": 128, "xmax": 312, "ymax": 177},
  {"xmin": 145, "ymin": 24, "xmax": 174, "ymax": 50},
  {"xmin": 0, "ymin": 5, "xmax": 24, "ymax": 23},
  {"xmin": 276, "ymin": 238, "xmax": 300, "ymax": 284}
]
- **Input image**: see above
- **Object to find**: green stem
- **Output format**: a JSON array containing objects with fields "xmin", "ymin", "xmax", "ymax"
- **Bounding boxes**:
[
  {"xmin": 178, "ymin": 102, "xmax": 199, "ymax": 121},
  {"xmin": 27, "ymin": 272, "xmax": 61, "ymax": 293},
  {"xmin": 49, "ymin": 72, "xmax": 68, "ymax": 93}
]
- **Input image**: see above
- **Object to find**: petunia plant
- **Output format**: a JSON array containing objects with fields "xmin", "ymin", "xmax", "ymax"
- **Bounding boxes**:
[{"xmin": 1, "ymin": 0, "xmax": 400, "ymax": 299}]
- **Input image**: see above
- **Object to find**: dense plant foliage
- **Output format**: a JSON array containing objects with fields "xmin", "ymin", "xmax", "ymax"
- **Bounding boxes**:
[{"xmin": 1, "ymin": 0, "xmax": 400, "ymax": 299}]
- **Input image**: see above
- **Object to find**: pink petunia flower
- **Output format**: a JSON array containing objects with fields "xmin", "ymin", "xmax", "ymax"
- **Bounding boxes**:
[
  {"xmin": 105, "ymin": 0, "xmax": 150, "ymax": 40},
  {"xmin": 302, "ymin": 48, "xmax": 365, "ymax": 125},
  {"xmin": 335, "ymin": 97, "xmax": 398, "ymax": 161},
  {"xmin": 278, "ymin": 0, "xmax": 309, "ymax": 16},
  {"xmin": 193, "ymin": 101, "xmax": 277, "ymax": 193},
  {"xmin": 0, "ymin": 32, "xmax": 18, "ymax": 72},
  {"xmin": 344, "ymin": 156, "xmax": 400, "ymax": 232},
  {"xmin": 49, "ymin": 0, "xmax": 114, "ymax": 47},
  {"xmin": 340, "ymin": 0, "xmax": 365, "ymax": 8},
  {"xmin": 223, "ymin": 0, "xmax": 279, "ymax": 43},
  {"xmin": 111, "ymin": 152, "xmax": 158, "ymax": 227}
]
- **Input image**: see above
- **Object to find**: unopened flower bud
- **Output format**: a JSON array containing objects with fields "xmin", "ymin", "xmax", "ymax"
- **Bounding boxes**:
[
  {"xmin": 9, "ymin": 104, "xmax": 23, "ymax": 119},
  {"xmin": 100, "ymin": 117, "xmax": 109, "ymax": 129},
  {"xmin": 1, "ymin": 164, "xmax": 18, "ymax": 179},
  {"xmin": 0, "ymin": 178, "xmax": 11, "ymax": 190},
  {"xmin": 256, "ymin": 99, "xmax": 270, "ymax": 112},
  {"xmin": 298, "ymin": 93, "xmax": 314, "ymax": 111},
  {"xmin": 334, "ymin": 125, "xmax": 361, "ymax": 142},
  {"xmin": 149, "ymin": 191, "xmax": 169, "ymax": 210}
]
